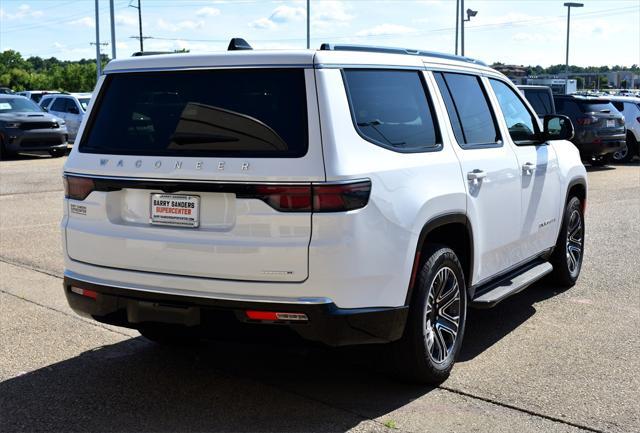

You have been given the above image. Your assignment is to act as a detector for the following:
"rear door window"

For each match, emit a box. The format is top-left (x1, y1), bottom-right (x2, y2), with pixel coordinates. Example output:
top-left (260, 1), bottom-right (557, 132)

top-left (80, 69), bottom-right (308, 158)
top-left (434, 72), bottom-right (500, 147)
top-left (343, 69), bottom-right (441, 152)
top-left (50, 98), bottom-right (66, 112)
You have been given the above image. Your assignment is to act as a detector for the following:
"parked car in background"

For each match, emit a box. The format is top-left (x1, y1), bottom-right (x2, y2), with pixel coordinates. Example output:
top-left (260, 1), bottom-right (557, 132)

top-left (554, 95), bottom-right (626, 165)
top-left (40, 93), bottom-right (91, 142)
top-left (0, 94), bottom-right (68, 158)
top-left (518, 85), bottom-right (555, 119)
top-left (17, 90), bottom-right (60, 104)
top-left (609, 96), bottom-right (640, 163)
top-left (0, 87), bottom-right (15, 94)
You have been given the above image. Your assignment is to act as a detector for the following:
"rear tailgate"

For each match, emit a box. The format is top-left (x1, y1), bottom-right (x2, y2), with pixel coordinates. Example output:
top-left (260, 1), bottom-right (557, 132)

top-left (63, 66), bottom-right (323, 283)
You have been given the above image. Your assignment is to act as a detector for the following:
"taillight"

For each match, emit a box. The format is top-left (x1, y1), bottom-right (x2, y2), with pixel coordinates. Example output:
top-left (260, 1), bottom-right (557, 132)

top-left (63, 175), bottom-right (95, 200)
top-left (313, 181), bottom-right (371, 212)
top-left (248, 180), bottom-right (371, 213)
top-left (253, 185), bottom-right (312, 212)
top-left (575, 116), bottom-right (598, 126)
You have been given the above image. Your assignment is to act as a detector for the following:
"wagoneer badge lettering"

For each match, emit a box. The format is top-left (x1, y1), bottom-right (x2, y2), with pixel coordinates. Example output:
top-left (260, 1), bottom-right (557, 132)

top-left (95, 159), bottom-right (251, 171)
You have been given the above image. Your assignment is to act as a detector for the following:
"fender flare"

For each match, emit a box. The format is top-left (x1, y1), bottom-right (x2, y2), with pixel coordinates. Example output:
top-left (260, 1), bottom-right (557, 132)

top-left (404, 213), bottom-right (474, 305)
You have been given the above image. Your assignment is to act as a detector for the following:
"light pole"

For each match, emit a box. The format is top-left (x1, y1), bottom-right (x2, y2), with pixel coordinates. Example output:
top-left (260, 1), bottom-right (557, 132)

top-left (460, 1), bottom-right (478, 57)
top-left (564, 2), bottom-right (584, 77)
top-left (455, 0), bottom-right (459, 55)
top-left (306, 0), bottom-right (310, 49)
top-left (94, 0), bottom-right (101, 79)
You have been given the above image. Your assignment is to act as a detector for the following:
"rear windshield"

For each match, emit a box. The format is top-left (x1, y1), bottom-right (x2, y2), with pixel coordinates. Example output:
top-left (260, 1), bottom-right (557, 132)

top-left (80, 69), bottom-right (308, 157)
top-left (523, 89), bottom-right (553, 116)
top-left (577, 101), bottom-right (616, 113)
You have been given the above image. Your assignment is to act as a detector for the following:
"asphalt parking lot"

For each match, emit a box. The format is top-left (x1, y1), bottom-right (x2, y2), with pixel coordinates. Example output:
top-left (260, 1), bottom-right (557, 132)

top-left (0, 154), bottom-right (638, 433)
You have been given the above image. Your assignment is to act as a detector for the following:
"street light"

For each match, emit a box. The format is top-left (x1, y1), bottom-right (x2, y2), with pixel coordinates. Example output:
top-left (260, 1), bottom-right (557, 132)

top-left (460, 0), bottom-right (478, 56)
top-left (564, 2), bottom-right (584, 76)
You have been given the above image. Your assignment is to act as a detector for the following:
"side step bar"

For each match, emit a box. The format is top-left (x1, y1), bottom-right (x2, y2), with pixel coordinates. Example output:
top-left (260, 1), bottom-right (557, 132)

top-left (470, 260), bottom-right (553, 309)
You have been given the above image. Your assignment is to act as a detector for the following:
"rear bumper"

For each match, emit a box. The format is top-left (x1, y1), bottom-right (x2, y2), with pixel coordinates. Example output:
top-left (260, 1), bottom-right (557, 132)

top-left (63, 275), bottom-right (408, 347)
top-left (574, 139), bottom-right (625, 157)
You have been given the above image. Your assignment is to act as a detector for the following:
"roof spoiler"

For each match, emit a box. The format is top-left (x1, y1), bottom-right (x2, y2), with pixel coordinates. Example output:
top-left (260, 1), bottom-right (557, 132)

top-left (228, 38), bottom-right (252, 51)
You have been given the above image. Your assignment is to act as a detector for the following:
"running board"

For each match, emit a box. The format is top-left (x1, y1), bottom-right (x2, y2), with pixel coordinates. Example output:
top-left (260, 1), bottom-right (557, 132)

top-left (470, 260), bottom-right (553, 309)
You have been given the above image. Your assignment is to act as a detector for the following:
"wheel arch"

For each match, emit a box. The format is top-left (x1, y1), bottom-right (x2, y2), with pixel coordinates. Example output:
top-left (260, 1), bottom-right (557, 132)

top-left (405, 213), bottom-right (474, 305)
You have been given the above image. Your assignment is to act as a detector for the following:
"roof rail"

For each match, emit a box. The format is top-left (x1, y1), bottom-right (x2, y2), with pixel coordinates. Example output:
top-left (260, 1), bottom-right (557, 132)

top-left (319, 43), bottom-right (487, 66)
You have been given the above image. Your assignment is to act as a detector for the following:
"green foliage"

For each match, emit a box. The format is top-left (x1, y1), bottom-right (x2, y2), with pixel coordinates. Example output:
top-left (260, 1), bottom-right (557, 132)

top-left (0, 50), bottom-right (107, 92)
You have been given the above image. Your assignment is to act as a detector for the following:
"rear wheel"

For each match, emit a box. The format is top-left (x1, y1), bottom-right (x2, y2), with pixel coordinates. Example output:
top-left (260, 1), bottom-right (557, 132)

top-left (613, 133), bottom-right (638, 163)
top-left (390, 245), bottom-right (467, 384)
top-left (549, 196), bottom-right (584, 287)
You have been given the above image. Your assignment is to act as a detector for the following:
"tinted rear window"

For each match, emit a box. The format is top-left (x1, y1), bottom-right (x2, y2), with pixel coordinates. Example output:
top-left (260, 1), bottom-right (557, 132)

top-left (523, 89), bottom-right (553, 116)
top-left (80, 69), bottom-right (308, 157)
top-left (343, 69), bottom-right (441, 152)
top-left (577, 101), bottom-right (616, 113)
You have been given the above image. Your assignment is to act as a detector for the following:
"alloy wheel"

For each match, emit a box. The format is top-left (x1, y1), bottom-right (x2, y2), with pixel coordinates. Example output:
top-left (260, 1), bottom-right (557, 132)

top-left (424, 267), bottom-right (461, 364)
top-left (566, 209), bottom-right (583, 278)
top-left (613, 146), bottom-right (629, 161)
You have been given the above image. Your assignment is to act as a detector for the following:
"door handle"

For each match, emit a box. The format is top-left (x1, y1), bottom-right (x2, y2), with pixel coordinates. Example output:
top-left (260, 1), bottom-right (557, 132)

top-left (467, 169), bottom-right (487, 182)
top-left (522, 162), bottom-right (536, 175)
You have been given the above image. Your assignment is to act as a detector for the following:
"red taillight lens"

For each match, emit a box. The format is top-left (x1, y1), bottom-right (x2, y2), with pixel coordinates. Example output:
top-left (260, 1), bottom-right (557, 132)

top-left (70, 286), bottom-right (98, 299)
top-left (576, 116), bottom-right (598, 126)
top-left (63, 175), bottom-right (95, 200)
top-left (245, 310), bottom-right (308, 322)
top-left (250, 180), bottom-right (371, 213)
top-left (313, 181), bottom-right (371, 212)
top-left (253, 185), bottom-right (312, 212)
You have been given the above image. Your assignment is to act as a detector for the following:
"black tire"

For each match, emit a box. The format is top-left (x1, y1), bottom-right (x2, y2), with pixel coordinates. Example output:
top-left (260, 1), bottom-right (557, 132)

top-left (390, 245), bottom-right (467, 384)
top-left (549, 196), bottom-right (584, 287)
top-left (613, 133), bottom-right (638, 163)
top-left (49, 148), bottom-right (65, 158)
top-left (0, 138), bottom-right (10, 160)
top-left (138, 324), bottom-right (201, 346)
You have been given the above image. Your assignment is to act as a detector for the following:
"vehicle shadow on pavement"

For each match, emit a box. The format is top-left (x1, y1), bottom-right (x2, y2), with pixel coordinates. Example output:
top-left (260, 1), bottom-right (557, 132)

top-left (0, 333), bottom-right (430, 432)
top-left (0, 283), bottom-right (569, 432)
top-left (459, 281), bottom-right (570, 362)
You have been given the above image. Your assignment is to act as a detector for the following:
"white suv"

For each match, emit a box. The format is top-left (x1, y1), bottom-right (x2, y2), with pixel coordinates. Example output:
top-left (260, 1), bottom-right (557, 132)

top-left (40, 93), bottom-right (91, 142)
top-left (610, 96), bottom-right (640, 162)
top-left (61, 43), bottom-right (587, 383)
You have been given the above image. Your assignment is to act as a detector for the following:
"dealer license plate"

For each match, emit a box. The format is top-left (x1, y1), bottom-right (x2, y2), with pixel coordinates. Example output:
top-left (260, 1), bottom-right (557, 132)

top-left (606, 120), bottom-right (615, 127)
top-left (150, 194), bottom-right (200, 228)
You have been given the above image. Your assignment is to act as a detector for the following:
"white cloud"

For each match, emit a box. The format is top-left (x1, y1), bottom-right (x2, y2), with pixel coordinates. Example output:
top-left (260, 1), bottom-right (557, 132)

top-left (1, 4), bottom-right (44, 20)
top-left (116, 41), bottom-right (129, 49)
top-left (53, 42), bottom-right (65, 49)
top-left (356, 24), bottom-right (417, 37)
top-left (270, 5), bottom-right (305, 23)
top-left (249, 17), bottom-right (277, 30)
top-left (313, 1), bottom-right (353, 23)
top-left (115, 14), bottom-right (137, 27)
top-left (156, 18), bottom-right (204, 32)
top-left (196, 7), bottom-right (221, 18)
top-left (71, 17), bottom-right (95, 28)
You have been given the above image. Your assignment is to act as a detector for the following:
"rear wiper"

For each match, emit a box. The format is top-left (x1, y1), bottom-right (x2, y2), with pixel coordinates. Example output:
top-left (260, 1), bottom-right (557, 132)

top-left (170, 132), bottom-right (239, 145)
top-left (357, 119), bottom-right (406, 147)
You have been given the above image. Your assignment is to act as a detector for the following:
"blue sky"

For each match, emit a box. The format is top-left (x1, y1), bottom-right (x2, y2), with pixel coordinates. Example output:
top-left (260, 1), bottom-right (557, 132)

top-left (1, 0), bottom-right (638, 66)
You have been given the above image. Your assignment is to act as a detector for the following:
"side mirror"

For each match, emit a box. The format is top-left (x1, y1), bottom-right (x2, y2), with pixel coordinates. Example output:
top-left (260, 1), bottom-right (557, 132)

top-left (542, 114), bottom-right (574, 141)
